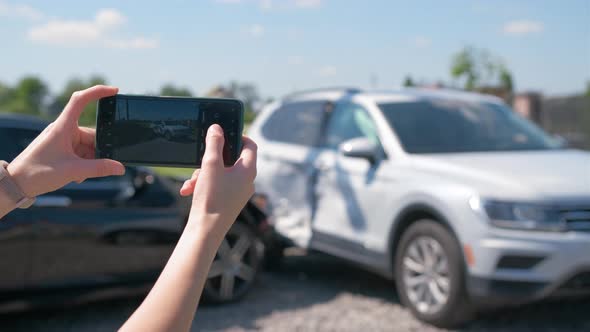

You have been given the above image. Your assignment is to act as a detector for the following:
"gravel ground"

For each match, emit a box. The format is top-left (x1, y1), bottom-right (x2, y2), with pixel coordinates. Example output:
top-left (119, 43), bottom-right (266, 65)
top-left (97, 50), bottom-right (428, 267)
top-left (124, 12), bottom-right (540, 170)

top-left (0, 251), bottom-right (589, 332)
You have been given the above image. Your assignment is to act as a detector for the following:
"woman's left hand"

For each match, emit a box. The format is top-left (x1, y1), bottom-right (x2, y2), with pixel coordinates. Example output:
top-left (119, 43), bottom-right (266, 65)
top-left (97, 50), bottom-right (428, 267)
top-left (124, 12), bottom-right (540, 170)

top-left (7, 85), bottom-right (126, 198)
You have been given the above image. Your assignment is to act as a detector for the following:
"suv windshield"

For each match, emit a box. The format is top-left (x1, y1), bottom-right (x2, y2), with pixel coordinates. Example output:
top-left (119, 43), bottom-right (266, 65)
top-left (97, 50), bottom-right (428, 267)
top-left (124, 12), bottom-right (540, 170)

top-left (378, 100), bottom-right (561, 153)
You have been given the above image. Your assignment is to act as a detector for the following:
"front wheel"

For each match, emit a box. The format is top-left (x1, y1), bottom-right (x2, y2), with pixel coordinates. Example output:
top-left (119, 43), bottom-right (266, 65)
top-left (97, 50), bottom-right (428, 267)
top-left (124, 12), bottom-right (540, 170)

top-left (394, 219), bottom-right (473, 328)
top-left (202, 222), bottom-right (264, 303)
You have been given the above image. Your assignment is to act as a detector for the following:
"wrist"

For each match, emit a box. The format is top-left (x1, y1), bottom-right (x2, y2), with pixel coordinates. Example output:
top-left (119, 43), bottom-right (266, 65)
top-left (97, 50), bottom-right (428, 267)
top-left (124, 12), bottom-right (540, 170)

top-left (6, 161), bottom-right (35, 198)
top-left (185, 212), bottom-right (232, 245)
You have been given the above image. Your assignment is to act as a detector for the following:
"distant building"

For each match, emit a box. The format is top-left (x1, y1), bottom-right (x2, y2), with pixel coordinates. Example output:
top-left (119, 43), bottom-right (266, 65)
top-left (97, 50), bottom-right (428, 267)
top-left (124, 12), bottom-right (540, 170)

top-left (513, 92), bottom-right (590, 150)
top-left (513, 92), bottom-right (542, 123)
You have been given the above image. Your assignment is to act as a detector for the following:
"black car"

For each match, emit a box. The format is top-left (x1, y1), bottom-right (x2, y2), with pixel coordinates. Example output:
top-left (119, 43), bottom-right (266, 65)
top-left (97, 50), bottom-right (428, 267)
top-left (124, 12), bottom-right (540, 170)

top-left (0, 113), bottom-right (273, 309)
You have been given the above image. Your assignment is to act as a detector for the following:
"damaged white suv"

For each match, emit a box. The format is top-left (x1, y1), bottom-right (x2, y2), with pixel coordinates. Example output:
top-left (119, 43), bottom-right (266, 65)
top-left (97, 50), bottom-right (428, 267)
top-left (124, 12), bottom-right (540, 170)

top-left (248, 88), bottom-right (590, 328)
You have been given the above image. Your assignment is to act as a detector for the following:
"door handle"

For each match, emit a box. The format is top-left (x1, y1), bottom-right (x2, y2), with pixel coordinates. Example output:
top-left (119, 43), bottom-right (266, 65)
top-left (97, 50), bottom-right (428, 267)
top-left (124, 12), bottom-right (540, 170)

top-left (33, 196), bottom-right (72, 208)
top-left (315, 162), bottom-right (331, 171)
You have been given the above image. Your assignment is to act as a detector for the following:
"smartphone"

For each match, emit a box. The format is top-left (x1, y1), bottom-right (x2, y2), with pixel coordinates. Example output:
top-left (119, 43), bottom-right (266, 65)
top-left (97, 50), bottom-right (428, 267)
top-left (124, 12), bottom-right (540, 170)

top-left (95, 94), bottom-right (244, 167)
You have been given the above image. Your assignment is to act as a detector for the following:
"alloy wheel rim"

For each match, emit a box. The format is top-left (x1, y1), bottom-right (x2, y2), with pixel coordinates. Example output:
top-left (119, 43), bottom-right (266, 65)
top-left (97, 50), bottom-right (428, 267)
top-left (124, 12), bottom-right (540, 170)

top-left (206, 228), bottom-right (257, 300)
top-left (402, 236), bottom-right (450, 314)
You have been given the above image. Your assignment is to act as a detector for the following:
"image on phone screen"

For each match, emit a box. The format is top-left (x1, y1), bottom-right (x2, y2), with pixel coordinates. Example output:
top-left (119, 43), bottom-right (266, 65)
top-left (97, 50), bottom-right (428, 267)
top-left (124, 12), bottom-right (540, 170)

top-left (111, 97), bottom-right (201, 165)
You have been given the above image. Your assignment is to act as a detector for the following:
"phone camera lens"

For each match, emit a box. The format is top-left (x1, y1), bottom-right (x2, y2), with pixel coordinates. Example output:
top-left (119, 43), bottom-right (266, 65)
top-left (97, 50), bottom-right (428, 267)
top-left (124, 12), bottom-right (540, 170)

top-left (214, 112), bottom-right (220, 119)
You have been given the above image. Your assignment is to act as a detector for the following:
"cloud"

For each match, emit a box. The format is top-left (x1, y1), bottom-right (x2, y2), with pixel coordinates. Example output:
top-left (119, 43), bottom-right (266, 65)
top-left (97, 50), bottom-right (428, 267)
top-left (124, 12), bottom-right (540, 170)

top-left (0, 1), bottom-right (43, 20)
top-left (105, 37), bottom-right (159, 49)
top-left (412, 36), bottom-right (431, 48)
top-left (287, 55), bottom-right (304, 65)
top-left (95, 8), bottom-right (126, 28)
top-left (319, 65), bottom-right (337, 77)
top-left (243, 24), bottom-right (265, 37)
top-left (215, 0), bottom-right (322, 10)
top-left (29, 20), bottom-right (101, 44)
top-left (287, 27), bottom-right (302, 40)
top-left (293, 0), bottom-right (322, 8)
top-left (259, 0), bottom-right (272, 10)
top-left (503, 20), bottom-right (543, 35)
top-left (28, 8), bottom-right (158, 49)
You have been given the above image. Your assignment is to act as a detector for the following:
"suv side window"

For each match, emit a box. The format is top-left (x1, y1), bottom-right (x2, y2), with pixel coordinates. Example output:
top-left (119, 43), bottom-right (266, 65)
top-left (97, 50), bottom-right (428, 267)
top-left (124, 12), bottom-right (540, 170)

top-left (324, 103), bottom-right (381, 150)
top-left (0, 127), bottom-right (40, 162)
top-left (261, 101), bottom-right (326, 146)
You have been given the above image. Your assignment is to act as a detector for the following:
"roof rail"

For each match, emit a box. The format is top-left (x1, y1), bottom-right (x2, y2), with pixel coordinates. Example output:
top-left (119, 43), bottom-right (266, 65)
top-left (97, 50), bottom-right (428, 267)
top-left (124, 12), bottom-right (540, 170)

top-left (282, 87), bottom-right (362, 101)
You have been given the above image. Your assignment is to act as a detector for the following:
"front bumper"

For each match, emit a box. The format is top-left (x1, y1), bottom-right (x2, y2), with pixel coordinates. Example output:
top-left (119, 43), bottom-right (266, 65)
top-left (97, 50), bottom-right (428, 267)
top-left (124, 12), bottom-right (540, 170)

top-left (467, 229), bottom-right (590, 304)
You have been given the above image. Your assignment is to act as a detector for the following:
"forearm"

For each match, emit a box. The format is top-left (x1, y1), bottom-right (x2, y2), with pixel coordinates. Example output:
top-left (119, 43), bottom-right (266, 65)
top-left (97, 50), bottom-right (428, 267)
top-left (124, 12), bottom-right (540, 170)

top-left (119, 215), bottom-right (225, 332)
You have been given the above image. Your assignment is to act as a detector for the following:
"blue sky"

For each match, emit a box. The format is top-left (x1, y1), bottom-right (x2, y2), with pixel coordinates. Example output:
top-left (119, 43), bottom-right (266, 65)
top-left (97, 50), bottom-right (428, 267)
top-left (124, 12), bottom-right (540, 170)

top-left (1, 0), bottom-right (588, 99)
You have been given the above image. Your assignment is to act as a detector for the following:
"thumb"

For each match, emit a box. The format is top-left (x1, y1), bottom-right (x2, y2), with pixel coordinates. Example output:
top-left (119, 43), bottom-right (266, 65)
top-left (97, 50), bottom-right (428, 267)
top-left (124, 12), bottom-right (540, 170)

top-left (71, 159), bottom-right (125, 181)
top-left (201, 124), bottom-right (225, 169)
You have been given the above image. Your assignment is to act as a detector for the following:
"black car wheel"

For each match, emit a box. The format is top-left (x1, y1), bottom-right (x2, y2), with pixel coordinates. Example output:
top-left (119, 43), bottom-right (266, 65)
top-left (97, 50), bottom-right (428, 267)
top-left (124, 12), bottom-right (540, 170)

top-left (203, 222), bottom-right (264, 303)
top-left (395, 219), bottom-right (473, 328)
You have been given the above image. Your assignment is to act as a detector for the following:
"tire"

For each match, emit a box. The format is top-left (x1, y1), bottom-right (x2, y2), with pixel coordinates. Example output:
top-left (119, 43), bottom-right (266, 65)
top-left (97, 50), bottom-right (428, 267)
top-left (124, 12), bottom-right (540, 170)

top-left (264, 243), bottom-right (285, 270)
top-left (394, 219), bottom-right (474, 328)
top-left (202, 222), bottom-right (264, 303)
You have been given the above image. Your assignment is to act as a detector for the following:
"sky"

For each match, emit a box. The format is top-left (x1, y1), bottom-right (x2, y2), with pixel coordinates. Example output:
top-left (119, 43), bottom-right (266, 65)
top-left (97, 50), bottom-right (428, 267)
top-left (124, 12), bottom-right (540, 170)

top-left (0, 0), bottom-right (589, 99)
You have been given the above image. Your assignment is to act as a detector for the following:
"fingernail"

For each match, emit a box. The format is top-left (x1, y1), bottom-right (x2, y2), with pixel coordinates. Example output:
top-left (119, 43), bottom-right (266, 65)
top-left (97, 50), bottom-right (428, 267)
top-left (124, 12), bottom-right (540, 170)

top-left (208, 124), bottom-right (223, 136)
top-left (116, 165), bottom-right (125, 175)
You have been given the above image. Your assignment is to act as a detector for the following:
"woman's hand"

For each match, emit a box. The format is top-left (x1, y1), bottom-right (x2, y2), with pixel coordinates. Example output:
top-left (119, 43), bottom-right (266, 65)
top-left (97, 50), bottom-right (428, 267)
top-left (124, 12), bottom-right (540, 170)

top-left (7, 85), bottom-right (125, 198)
top-left (179, 124), bottom-right (257, 242)
top-left (120, 125), bottom-right (257, 332)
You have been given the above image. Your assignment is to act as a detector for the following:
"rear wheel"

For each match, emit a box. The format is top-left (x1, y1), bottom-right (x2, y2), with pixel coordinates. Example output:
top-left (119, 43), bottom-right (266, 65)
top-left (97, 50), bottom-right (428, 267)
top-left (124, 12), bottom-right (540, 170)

top-left (264, 241), bottom-right (286, 269)
top-left (202, 222), bottom-right (264, 303)
top-left (395, 219), bottom-right (473, 328)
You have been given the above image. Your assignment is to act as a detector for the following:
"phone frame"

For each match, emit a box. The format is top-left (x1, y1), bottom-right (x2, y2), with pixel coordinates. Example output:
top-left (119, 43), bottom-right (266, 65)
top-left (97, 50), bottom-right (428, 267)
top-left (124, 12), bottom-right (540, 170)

top-left (95, 94), bottom-right (244, 168)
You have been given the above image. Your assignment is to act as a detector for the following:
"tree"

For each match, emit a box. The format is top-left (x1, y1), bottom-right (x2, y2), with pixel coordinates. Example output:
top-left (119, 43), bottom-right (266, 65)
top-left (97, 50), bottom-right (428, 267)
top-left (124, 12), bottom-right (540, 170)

top-left (50, 76), bottom-right (107, 126)
top-left (224, 81), bottom-right (260, 112)
top-left (0, 76), bottom-right (48, 116)
top-left (160, 84), bottom-right (193, 97)
top-left (450, 46), bottom-right (478, 90)
top-left (0, 81), bottom-right (14, 108)
top-left (499, 67), bottom-right (514, 93)
top-left (450, 46), bottom-right (514, 94)
top-left (205, 81), bottom-right (261, 124)
top-left (403, 75), bottom-right (415, 87)
top-left (16, 76), bottom-right (48, 115)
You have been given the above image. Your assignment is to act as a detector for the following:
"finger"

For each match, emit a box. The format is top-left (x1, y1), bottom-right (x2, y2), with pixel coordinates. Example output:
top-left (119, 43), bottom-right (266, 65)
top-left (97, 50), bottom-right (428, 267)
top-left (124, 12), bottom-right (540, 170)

top-left (74, 143), bottom-right (95, 159)
top-left (239, 136), bottom-right (257, 169)
top-left (233, 136), bottom-right (257, 180)
top-left (78, 127), bottom-right (96, 147)
top-left (61, 85), bottom-right (118, 124)
top-left (201, 124), bottom-right (225, 169)
top-left (189, 168), bottom-right (200, 181)
top-left (70, 158), bottom-right (125, 182)
top-left (179, 165), bottom-right (201, 196)
top-left (179, 179), bottom-right (196, 196)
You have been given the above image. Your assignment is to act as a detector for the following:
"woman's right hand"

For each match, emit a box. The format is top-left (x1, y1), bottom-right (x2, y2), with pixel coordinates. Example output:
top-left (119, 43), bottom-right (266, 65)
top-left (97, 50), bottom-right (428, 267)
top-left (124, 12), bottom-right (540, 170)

top-left (180, 124), bottom-right (257, 243)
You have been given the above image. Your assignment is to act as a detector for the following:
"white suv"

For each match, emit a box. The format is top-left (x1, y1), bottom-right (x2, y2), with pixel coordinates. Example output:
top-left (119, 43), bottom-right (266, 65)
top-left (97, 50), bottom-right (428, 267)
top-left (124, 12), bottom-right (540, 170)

top-left (248, 88), bottom-right (590, 327)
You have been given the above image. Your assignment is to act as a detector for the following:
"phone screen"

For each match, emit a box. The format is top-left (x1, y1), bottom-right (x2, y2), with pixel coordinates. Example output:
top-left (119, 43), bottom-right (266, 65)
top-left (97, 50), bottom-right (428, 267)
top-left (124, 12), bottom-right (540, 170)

top-left (111, 97), bottom-right (201, 164)
top-left (97, 94), bottom-right (243, 167)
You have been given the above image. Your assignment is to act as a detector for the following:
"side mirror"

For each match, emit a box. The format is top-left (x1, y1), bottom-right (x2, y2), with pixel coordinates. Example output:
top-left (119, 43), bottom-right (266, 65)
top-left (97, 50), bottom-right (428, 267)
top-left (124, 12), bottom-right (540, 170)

top-left (128, 166), bottom-right (156, 192)
top-left (339, 137), bottom-right (380, 163)
top-left (552, 134), bottom-right (569, 148)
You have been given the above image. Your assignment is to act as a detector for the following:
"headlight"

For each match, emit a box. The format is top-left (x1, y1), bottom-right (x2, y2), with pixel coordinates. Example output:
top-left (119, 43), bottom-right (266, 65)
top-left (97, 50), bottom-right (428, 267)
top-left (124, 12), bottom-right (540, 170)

top-left (482, 200), bottom-right (564, 232)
